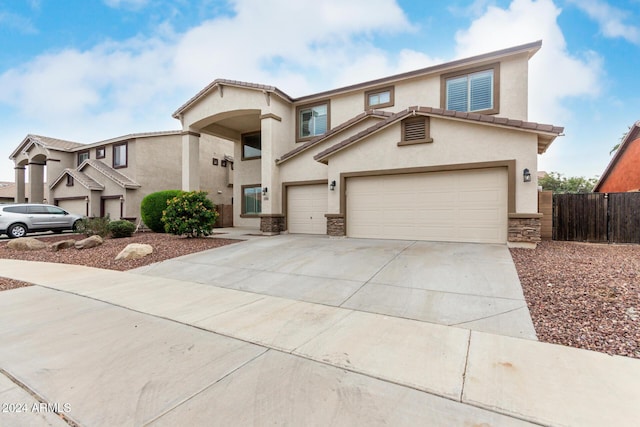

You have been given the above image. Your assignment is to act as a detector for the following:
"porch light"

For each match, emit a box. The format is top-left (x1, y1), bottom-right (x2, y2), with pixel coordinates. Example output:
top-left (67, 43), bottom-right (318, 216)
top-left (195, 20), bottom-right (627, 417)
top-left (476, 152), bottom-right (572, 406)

top-left (262, 187), bottom-right (268, 196)
top-left (523, 168), bottom-right (531, 183)
top-left (330, 180), bottom-right (336, 191)
top-left (119, 195), bottom-right (124, 202)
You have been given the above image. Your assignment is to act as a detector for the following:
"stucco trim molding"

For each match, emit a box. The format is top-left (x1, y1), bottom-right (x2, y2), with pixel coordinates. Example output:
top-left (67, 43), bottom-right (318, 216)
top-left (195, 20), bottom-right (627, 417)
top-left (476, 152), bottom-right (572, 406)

top-left (259, 113), bottom-right (282, 122)
top-left (181, 130), bottom-right (201, 138)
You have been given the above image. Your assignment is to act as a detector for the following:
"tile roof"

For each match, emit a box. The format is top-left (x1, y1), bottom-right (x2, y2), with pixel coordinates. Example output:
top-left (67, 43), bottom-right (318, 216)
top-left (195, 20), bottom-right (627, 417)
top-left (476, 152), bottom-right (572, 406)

top-left (276, 110), bottom-right (394, 164)
top-left (173, 41), bottom-right (543, 118)
top-left (314, 106), bottom-right (564, 163)
top-left (80, 160), bottom-right (141, 189)
top-left (50, 169), bottom-right (104, 191)
top-left (28, 135), bottom-right (85, 151)
top-left (593, 121), bottom-right (640, 192)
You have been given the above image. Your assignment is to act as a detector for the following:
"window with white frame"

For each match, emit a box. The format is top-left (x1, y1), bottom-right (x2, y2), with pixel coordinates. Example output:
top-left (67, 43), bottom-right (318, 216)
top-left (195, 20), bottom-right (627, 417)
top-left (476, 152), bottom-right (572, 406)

top-left (242, 185), bottom-right (262, 216)
top-left (365, 86), bottom-right (394, 109)
top-left (442, 64), bottom-right (499, 114)
top-left (297, 102), bottom-right (328, 140)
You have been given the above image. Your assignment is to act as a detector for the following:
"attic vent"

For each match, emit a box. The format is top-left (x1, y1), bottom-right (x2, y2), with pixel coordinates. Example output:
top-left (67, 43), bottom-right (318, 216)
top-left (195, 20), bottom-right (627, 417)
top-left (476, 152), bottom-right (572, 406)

top-left (399, 116), bottom-right (433, 146)
top-left (404, 118), bottom-right (425, 141)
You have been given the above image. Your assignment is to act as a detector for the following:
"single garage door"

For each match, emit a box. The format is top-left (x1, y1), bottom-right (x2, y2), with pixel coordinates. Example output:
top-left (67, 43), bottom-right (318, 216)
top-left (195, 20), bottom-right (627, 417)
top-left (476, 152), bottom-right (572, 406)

top-left (57, 199), bottom-right (86, 216)
top-left (287, 184), bottom-right (328, 234)
top-left (346, 168), bottom-right (508, 243)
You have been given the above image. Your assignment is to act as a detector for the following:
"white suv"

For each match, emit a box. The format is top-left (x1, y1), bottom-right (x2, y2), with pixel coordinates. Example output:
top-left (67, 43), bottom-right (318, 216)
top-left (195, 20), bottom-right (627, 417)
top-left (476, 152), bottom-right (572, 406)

top-left (0, 204), bottom-right (84, 238)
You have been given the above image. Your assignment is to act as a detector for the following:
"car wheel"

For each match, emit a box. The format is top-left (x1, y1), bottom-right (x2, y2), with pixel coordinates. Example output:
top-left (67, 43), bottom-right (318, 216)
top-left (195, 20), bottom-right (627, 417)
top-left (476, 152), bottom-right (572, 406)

top-left (8, 223), bottom-right (28, 239)
top-left (72, 220), bottom-right (81, 232)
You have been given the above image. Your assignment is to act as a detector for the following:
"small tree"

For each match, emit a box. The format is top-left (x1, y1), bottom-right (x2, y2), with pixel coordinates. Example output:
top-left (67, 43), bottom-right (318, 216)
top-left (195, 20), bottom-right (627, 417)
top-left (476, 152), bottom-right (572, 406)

top-left (140, 190), bottom-right (184, 232)
top-left (539, 172), bottom-right (598, 194)
top-left (162, 191), bottom-right (218, 238)
top-left (75, 215), bottom-right (111, 237)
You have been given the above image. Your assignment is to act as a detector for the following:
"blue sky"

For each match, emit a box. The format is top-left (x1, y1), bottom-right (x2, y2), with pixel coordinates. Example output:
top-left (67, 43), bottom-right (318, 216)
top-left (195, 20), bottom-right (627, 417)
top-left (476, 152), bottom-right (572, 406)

top-left (0, 0), bottom-right (638, 182)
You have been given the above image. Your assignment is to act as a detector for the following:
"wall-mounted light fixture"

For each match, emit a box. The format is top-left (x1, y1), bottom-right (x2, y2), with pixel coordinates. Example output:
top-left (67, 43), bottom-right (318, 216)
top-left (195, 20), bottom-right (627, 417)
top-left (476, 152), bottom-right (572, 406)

top-left (330, 180), bottom-right (336, 191)
top-left (262, 187), bottom-right (268, 196)
top-left (523, 168), bottom-right (531, 183)
top-left (119, 195), bottom-right (124, 203)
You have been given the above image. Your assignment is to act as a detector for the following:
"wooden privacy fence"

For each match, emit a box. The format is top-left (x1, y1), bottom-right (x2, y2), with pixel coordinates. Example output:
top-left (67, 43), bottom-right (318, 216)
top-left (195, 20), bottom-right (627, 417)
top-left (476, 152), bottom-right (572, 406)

top-left (553, 192), bottom-right (640, 243)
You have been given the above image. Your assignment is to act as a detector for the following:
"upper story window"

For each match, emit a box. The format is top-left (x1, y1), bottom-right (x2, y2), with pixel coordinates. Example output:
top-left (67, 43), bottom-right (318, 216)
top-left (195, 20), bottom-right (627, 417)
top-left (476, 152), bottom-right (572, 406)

top-left (113, 142), bottom-right (128, 168)
top-left (96, 147), bottom-right (105, 159)
top-left (77, 150), bottom-right (89, 165)
top-left (441, 63), bottom-right (499, 115)
top-left (242, 132), bottom-right (261, 160)
top-left (365, 86), bottom-right (394, 109)
top-left (297, 101), bottom-right (329, 142)
top-left (66, 175), bottom-right (74, 186)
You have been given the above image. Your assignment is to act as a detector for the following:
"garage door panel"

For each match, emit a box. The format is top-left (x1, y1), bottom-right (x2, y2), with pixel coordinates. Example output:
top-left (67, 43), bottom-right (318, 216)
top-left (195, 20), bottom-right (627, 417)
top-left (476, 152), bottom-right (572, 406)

top-left (346, 169), bottom-right (507, 244)
top-left (287, 184), bottom-right (327, 235)
top-left (58, 199), bottom-right (86, 216)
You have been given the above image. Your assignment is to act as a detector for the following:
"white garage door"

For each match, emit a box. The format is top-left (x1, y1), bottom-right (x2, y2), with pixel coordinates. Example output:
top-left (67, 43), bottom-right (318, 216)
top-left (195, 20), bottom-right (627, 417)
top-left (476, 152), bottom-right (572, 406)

top-left (57, 199), bottom-right (86, 216)
top-left (346, 168), bottom-right (508, 243)
top-left (287, 184), bottom-right (328, 234)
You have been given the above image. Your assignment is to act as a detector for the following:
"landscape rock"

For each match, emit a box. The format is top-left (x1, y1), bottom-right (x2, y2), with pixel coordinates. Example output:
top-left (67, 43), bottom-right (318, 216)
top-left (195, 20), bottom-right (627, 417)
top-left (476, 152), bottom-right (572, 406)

top-left (115, 243), bottom-right (153, 260)
top-left (75, 235), bottom-right (103, 250)
top-left (50, 240), bottom-right (76, 252)
top-left (7, 238), bottom-right (47, 251)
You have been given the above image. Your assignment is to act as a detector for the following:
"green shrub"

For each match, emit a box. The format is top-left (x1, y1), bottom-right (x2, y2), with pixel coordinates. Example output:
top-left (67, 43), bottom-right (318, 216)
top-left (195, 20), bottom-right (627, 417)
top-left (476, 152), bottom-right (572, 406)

top-left (140, 190), bottom-right (184, 232)
top-left (76, 215), bottom-right (111, 238)
top-left (161, 191), bottom-right (218, 238)
top-left (108, 220), bottom-right (136, 238)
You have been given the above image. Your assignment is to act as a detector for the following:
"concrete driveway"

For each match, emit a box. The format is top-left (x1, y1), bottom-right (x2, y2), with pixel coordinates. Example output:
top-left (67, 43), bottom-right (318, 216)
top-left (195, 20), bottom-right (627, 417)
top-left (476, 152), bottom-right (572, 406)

top-left (134, 234), bottom-right (536, 339)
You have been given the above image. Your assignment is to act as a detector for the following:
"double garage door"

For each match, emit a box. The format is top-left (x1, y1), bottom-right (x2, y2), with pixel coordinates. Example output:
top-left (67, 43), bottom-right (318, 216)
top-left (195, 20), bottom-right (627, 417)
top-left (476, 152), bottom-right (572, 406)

top-left (286, 169), bottom-right (508, 243)
top-left (346, 168), bottom-right (508, 244)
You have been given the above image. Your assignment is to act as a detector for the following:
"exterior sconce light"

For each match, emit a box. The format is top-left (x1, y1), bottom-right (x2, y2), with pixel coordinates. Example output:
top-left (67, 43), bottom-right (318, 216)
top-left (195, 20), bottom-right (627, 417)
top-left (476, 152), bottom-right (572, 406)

top-left (523, 168), bottom-right (531, 183)
top-left (119, 195), bottom-right (124, 203)
top-left (330, 180), bottom-right (336, 191)
top-left (262, 187), bottom-right (268, 196)
top-left (84, 196), bottom-right (89, 203)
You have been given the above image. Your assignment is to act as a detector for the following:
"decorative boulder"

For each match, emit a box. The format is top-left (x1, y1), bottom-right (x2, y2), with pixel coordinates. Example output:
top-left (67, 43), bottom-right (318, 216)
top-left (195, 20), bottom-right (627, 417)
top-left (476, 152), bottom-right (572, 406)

top-left (74, 235), bottom-right (103, 250)
top-left (7, 237), bottom-right (47, 251)
top-left (115, 243), bottom-right (153, 260)
top-left (50, 240), bottom-right (76, 252)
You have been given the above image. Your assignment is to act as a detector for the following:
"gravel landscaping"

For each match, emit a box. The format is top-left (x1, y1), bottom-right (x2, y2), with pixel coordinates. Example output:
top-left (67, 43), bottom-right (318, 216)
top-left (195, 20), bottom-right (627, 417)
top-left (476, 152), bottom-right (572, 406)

top-left (0, 232), bottom-right (238, 291)
top-left (510, 241), bottom-right (640, 359)
top-left (1, 233), bottom-right (638, 359)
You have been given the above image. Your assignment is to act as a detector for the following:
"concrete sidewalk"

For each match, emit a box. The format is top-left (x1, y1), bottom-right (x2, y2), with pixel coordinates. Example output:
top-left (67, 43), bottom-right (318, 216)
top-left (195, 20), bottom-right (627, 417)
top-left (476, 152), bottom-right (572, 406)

top-left (1, 259), bottom-right (639, 426)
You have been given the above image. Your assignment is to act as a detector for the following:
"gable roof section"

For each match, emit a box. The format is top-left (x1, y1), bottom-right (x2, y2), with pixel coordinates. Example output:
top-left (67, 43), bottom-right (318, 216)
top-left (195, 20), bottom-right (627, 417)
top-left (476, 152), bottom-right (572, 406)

top-left (79, 160), bottom-right (141, 189)
top-left (173, 41), bottom-right (542, 119)
top-left (173, 79), bottom-right (294, 119)
top-left (276, 110), bottom-right (394, 164)
top-left (50, 169), bottom-right (104, 191)
top-left (10, 134), bottom-right (84, 159)
top-left (313, 106), bottom-right (564, 164)
top-left (593, 121), bottom-right (640, 192)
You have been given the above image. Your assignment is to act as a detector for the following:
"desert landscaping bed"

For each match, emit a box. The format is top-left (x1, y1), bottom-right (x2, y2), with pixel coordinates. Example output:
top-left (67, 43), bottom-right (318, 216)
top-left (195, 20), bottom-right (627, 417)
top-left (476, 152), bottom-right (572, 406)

top-left (511, 241), bottom-right (640, 359)
top-left (0, 232), bottom-right (237, 291)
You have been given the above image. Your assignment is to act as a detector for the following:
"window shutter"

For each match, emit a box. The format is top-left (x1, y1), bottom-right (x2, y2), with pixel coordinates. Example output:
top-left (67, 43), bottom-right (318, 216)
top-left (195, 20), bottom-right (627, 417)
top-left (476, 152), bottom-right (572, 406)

top-left (469, 70), bottom-right (493, 112)
top-left (446, 76), bottom-right (468, 111)
top-left (404, 118), bottom-right (426, 141)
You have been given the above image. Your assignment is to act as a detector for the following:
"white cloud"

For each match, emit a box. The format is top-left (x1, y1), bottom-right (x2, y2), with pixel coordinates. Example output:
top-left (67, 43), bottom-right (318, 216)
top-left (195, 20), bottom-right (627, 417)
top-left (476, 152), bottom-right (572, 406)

top-left (0, 11), bottom-right (38, 34)
top-left (568, 0), bottom-right (640, 44)
top-left (453, 0), bottom-right (603, 123)
top-left (103, 0), bottom-right (149, 9)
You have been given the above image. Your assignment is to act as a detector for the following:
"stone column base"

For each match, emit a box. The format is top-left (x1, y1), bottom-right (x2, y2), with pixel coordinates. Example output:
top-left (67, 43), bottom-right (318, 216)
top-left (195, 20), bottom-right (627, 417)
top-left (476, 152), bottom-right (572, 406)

top-left (325, 214), bottom-right (345, 237)
top-left (508, 213), bottom-right (542, 249)
top-left (260, 214), bottom-right (285, 235)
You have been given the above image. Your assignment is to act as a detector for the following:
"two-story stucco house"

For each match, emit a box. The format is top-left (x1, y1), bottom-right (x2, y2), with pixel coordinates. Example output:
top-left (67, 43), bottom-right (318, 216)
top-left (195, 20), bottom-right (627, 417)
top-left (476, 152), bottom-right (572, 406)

top-left (10, 131), bottom-right (233, 221)
top-left (172, 40), bottom-right (562, 247)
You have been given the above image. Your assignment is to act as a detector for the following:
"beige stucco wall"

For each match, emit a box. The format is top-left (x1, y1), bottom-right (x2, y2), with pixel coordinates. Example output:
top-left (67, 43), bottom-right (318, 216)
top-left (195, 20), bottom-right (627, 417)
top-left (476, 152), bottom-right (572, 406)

top-left (324, 117), bottom-right (539, 214)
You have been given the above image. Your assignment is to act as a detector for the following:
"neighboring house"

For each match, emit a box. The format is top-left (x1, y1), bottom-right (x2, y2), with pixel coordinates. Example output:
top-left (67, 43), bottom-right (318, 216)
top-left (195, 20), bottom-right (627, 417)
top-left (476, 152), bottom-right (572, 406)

top-left (0, 182), bottom-right (29, 204)
top-left (172, 40), bottom-right (563, 247)
top-left (9, 132), bottom-right (233, 221)
top-left (593, 121), bottom-right (640, 193)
